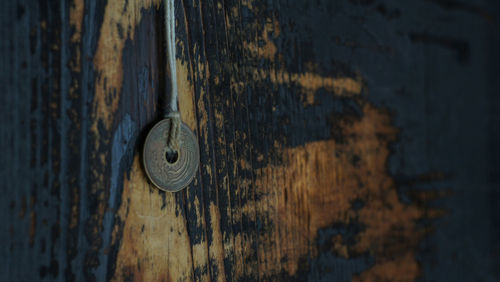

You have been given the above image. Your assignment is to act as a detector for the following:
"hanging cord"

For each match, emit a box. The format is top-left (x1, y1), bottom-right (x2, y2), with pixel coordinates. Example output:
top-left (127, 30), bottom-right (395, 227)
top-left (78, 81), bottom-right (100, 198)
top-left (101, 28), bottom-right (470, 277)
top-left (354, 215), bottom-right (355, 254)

top-left (165, 0), bottom-right (181, 150)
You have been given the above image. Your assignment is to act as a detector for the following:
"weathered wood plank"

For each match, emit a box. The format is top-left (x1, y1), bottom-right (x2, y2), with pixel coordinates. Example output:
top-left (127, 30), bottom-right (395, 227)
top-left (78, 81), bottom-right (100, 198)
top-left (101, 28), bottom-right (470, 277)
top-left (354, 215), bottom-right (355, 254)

top-left (1, 0), bottom-right (499, 281)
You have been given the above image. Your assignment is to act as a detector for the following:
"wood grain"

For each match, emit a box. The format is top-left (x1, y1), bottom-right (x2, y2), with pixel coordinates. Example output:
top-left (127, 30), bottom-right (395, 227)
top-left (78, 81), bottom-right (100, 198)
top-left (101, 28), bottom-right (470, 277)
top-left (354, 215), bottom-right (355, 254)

top-left (1, 0), bottom-right (499, 281)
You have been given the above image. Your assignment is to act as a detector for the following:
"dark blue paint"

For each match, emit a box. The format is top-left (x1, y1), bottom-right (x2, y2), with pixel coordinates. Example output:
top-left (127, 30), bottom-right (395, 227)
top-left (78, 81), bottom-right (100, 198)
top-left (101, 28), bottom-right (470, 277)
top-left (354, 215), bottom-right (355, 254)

top-left (73, 0), bottom-right (106, 280)
top-left (95, 114), bottom-right (136, 279)
top-left (273, 0), bottom-right (500, 281)
top-left (1, 0), bottom-right (499, 281)
top-left (303, 224), bottom-right (374, 281)
top-left (58, 0), bottom-right (71, 279)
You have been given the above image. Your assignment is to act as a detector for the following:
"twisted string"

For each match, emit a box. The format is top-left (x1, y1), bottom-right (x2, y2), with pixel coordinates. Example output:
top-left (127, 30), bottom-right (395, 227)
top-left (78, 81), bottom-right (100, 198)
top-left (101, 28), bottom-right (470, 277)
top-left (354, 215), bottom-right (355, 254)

top-left (165, 0), bottom-right (181, 150)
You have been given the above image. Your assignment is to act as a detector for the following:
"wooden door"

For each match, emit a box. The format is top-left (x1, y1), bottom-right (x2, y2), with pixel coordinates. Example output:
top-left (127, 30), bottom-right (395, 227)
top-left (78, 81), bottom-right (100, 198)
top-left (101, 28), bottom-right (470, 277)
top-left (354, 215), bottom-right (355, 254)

top-left (1, 0), bottom-right (499, 281)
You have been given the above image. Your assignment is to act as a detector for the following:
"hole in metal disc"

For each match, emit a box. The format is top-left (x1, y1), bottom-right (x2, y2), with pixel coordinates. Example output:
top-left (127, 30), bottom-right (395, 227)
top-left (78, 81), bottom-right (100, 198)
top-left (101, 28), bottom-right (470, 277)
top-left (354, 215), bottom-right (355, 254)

top-left (165, 148), bottom-right (179, 164)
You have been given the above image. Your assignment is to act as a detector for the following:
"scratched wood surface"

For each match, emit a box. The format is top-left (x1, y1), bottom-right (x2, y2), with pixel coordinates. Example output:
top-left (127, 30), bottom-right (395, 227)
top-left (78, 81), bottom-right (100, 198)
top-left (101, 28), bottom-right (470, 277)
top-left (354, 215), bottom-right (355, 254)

top-left (1, 0), bottom-right (499, 281)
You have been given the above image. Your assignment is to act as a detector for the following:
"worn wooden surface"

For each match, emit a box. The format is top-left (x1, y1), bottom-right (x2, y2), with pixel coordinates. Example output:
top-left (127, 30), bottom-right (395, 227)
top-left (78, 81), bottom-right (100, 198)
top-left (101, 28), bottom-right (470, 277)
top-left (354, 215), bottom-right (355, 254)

top-left (1, 0), bottom-right (499, 281)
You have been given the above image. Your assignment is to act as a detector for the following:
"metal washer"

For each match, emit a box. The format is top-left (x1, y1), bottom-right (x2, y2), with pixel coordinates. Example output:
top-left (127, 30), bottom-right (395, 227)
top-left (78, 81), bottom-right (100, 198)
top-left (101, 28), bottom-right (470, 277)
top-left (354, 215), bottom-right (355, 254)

top-left (143, 120), bottom-right (199, 192)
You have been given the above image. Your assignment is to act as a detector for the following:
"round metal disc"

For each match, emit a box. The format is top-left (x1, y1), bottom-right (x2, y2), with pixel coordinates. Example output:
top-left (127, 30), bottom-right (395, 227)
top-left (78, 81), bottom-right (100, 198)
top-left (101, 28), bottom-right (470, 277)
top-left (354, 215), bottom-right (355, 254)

top-left (143, 120), bottom-right (200, 192)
